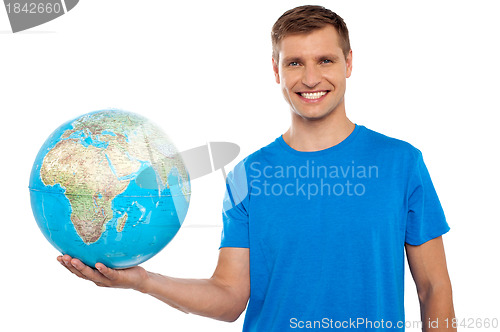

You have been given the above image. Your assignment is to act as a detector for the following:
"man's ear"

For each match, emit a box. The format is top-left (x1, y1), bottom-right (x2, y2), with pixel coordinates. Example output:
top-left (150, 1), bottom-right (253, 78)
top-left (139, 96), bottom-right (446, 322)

top-left (345, 49), bottom-right (353, 78)
top-left (272, 57), bottom-right (280, 84)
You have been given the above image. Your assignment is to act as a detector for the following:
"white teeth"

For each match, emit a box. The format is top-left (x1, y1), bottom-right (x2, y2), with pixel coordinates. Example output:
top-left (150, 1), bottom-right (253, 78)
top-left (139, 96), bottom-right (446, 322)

top-left (300, 91), bottom-right (327, 99)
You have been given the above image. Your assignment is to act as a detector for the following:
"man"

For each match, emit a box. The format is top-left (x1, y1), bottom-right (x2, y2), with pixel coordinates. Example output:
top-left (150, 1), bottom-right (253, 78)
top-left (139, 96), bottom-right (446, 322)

top-left (58, 5), bottom-right (455, 331)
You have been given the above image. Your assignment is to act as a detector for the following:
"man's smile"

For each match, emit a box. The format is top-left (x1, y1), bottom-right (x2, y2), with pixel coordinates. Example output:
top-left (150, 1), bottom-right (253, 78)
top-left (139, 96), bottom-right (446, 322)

top-left (296, 90), bottom-right (330, 102)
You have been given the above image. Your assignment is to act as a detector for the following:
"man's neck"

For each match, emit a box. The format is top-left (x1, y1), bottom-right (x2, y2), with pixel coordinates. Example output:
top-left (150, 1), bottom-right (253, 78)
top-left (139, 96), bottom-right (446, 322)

top-left (282, 109), bottom-right (355, 152)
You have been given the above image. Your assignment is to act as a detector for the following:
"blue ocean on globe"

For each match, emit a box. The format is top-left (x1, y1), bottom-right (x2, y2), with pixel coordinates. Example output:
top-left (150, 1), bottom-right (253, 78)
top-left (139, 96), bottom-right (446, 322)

top-left (29, 110), bottom-right (191, 268)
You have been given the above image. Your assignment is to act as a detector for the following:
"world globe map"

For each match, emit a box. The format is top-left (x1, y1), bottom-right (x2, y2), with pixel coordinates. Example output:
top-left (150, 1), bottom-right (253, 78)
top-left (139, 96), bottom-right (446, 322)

top-left (29, 110), bottom-right (191, 268)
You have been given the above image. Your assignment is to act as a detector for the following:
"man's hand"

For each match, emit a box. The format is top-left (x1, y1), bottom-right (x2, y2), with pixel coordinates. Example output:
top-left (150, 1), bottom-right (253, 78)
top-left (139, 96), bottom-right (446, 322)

top-left (57, 255), bottom-right (150, 292)
top-left (56, 248), bottom-right (250, 321)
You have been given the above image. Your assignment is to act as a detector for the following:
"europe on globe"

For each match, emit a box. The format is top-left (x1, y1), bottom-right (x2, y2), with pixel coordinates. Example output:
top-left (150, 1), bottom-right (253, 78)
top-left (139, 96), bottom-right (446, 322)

top-left (29, 109), bottom-right (191, 268)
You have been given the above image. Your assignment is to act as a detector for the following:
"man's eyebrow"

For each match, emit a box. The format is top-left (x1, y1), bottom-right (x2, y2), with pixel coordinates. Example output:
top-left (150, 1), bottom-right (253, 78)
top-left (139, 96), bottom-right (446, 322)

top-left (282, 56), bottom-right (302, 64)
top-left (318, 54), bottom-right (340, 61)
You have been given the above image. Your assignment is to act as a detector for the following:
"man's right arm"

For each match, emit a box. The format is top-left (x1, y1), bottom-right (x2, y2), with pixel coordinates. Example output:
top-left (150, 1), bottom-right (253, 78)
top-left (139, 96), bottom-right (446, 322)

top-left (58, 247), bottom-right (250, 322)
top-left (143, 247), bottom-right (250, 322)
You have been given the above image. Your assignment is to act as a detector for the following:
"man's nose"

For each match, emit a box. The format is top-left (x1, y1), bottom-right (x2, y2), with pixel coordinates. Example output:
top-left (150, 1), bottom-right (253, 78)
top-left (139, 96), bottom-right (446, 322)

top-left (301, 65), bottom-right (321, 88)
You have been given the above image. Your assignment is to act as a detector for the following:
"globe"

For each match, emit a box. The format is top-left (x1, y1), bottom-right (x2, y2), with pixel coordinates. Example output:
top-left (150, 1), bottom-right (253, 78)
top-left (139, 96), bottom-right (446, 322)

top-left (29, 109), bottom-right (191, 269)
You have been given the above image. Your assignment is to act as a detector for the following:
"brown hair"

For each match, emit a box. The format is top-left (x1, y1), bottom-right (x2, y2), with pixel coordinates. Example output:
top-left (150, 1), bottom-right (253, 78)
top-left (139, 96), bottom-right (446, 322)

top-left (271, 5), bottom-right (351, 62)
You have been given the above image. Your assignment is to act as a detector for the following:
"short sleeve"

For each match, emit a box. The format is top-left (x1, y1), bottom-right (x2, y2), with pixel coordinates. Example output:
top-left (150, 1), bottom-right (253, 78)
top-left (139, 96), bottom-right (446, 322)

top-left (405, 151), bottom-right (450, 245)
top-left (220, 160), bottom-right (250, 249)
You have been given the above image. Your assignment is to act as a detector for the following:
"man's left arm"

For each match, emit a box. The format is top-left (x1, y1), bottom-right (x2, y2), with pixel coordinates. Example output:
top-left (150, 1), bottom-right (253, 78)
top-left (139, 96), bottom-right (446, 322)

top-left (406, 236), bottom-right (456, 332)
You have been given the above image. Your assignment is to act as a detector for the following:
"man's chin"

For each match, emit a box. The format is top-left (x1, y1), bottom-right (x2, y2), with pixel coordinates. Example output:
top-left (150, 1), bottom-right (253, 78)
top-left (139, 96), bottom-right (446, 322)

top-left (291, 108), bottom-right (335, 122)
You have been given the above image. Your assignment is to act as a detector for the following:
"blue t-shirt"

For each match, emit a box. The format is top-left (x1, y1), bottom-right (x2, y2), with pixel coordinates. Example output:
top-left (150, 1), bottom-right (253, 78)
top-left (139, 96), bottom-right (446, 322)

top-left (220, 124), bottom-right (450, 331)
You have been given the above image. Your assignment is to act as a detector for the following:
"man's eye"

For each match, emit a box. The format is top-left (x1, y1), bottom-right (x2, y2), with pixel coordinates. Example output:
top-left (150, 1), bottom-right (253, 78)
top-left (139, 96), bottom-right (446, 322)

top-left (321, 59), bottom-right (333, 64)
top-left (288, 62), bottom-right (299, 66)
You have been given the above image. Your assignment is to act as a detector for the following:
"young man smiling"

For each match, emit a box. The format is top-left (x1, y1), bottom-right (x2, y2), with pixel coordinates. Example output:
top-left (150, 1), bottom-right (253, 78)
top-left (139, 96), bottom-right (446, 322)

top-left (58, 5), bottom-right (456, 331)
top-left (277, 24), bottom-right (355, 154)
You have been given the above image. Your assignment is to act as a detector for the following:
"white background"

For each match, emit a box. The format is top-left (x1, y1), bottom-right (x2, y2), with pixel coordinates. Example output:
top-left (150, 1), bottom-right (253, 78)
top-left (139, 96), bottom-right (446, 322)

top-left (1, 0), bottom-right (499, 331)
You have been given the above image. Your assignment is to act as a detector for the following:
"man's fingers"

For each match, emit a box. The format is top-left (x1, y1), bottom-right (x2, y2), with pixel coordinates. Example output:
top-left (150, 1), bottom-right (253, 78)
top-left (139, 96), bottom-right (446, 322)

top-left (58, 255), bottom-right (111, 286)
top-left (58, 255), bottom-right (89, 280)
top-left (95, 263), bottom-right (117, 281)
top-left (70, 258), bottom-right (108, 285)
top-left (57, 255), bottom-right (126, 288)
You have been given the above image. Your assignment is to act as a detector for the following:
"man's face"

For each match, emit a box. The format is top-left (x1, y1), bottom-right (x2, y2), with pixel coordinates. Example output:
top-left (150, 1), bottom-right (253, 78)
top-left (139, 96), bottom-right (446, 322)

top-left (273, 25), bottom-right (352, 121)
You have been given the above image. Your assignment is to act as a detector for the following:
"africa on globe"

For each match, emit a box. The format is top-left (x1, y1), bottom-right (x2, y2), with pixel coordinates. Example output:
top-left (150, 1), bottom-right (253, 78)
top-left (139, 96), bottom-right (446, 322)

top-left (29, 109), bottom-right (191, 268)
